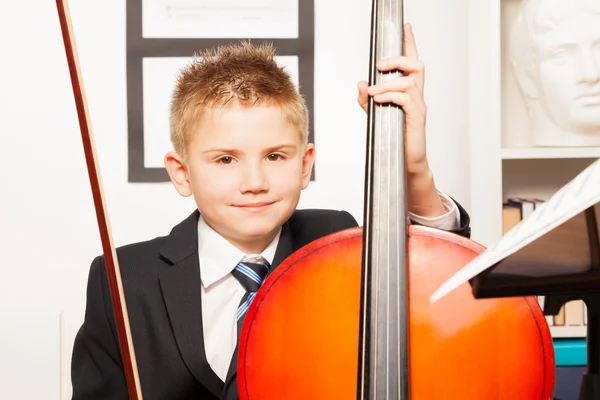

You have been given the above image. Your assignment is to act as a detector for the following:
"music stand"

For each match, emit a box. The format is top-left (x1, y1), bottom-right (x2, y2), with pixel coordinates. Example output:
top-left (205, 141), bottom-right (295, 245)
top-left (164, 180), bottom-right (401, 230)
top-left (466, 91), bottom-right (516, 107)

top-left (469, 211), bottom-right (600, 400)
top-left (431, 158), bottom-right (600, 400)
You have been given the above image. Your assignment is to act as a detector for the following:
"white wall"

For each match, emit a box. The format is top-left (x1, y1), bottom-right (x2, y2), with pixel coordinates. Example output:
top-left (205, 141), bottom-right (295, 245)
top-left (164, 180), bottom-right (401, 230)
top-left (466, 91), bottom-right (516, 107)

top-left (0, 0), bottom-right (469, 398)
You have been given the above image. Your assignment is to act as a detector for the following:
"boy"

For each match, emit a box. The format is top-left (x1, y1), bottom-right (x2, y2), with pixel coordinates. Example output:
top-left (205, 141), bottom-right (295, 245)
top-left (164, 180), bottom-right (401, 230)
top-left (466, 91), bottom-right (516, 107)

top-left (71, 24), bottom-right (470, 400)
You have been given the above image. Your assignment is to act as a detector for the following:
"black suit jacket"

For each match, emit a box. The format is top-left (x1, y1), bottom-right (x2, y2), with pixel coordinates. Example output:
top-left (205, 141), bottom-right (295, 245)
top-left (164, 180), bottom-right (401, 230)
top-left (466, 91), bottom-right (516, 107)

top-left (71, 205), bottom-right (470, 400)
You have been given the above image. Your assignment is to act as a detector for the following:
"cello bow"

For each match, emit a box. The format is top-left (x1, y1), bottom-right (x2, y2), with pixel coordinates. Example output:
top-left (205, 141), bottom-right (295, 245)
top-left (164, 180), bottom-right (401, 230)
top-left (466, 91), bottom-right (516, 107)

top-left (55, 0), bottom-right (143, 398)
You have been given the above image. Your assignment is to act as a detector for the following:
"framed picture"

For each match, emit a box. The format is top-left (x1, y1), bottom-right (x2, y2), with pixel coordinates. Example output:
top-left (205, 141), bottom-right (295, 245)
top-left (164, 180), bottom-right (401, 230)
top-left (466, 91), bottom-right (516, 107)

top-left (126, 0), bottom-right (315, 182)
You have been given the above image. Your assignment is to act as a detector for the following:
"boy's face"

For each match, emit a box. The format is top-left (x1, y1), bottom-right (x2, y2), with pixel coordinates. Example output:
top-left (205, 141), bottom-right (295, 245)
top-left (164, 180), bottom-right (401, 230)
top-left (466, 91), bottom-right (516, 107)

top-left (166, 103), bottom-right (314, 254)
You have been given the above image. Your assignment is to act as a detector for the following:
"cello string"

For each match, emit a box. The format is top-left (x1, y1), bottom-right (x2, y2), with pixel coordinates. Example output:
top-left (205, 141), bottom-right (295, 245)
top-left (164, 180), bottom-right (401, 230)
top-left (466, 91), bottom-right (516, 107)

top-left (361, 0), bottom-right (378, 396)
top-left (385, 0), bottom-right (391, 395)
top-left (373, 0), bottom-right (381, 396)
top-left (392, 0), bottom-right (400, 395)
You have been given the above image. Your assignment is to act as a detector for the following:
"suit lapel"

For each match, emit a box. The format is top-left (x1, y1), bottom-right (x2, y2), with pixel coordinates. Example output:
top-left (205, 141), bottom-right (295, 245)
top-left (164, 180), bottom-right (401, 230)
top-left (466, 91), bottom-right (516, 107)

top-left (221, 221), bottom-right (295, 398)
top-left (158, 210), bottom-right (224, 398)
top-left (270, 221), bottom-right (294, 273)
top-left (220, 346), bottom-right (239, 399)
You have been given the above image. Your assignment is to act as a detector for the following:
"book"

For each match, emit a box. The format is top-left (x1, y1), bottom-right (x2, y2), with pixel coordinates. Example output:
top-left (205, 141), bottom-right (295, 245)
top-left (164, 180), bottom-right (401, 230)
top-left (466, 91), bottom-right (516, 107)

top-left (431, 158), bottom-right (600, 302)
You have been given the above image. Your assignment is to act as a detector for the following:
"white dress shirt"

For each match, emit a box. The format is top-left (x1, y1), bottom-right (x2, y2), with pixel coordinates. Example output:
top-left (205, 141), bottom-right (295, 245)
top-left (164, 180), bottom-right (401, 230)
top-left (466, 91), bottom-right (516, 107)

top-left (198, 217), bottom-right (281, 381)
top-left (408, 190), bottom-right (462, 230)
top-left (197, 190), bottom-right (460, 381)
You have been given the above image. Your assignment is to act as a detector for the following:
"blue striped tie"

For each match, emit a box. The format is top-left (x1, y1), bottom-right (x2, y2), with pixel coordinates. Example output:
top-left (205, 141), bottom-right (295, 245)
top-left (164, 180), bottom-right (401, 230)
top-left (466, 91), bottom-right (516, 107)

top-left (232, 254), bottom-right (270, 335)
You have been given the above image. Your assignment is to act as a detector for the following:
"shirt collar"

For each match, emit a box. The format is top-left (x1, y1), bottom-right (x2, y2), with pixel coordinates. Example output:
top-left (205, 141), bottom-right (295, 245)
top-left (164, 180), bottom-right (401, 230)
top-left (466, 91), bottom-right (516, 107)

top-left (197, 215), bottom-right (281, 289)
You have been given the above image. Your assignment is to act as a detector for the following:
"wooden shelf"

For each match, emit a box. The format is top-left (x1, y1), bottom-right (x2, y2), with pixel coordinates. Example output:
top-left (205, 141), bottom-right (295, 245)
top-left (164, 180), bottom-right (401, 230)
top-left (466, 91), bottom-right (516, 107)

top-left (550, 326), bottom-right (587, 338)
top-left (467, 0), bottom-right (589, 363)
top-left (501, 147), bottom-right (600, 160)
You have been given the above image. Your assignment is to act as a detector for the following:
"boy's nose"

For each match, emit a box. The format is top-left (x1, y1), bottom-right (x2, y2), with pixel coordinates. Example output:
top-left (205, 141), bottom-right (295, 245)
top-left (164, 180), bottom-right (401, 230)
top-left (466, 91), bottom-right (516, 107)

top-left (239, 164), bottom-right (269, 193)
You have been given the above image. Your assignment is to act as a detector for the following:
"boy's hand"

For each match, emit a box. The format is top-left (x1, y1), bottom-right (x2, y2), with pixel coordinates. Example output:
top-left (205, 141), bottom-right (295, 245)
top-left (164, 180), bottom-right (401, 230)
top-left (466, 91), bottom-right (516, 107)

top-left (356, 23), bottom-right (446, 218)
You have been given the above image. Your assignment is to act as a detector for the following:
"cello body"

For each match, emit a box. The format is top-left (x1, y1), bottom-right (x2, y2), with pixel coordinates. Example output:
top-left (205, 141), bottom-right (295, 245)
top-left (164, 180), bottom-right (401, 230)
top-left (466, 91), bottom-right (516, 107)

top-left (238, 225), bottom-right (556, 399)
top-left (237, 0), bottom-right (556, 398)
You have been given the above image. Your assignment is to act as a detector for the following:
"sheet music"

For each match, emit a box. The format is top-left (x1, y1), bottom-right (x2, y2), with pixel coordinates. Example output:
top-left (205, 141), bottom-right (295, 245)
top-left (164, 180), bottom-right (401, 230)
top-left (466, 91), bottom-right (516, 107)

top-left (489, 210), bottom-right (594, 277)
top-left (430, 158), bottom-right (600, 302)
top-left (142, 0), bottom-right (299, 38)
top-left (142, 56), bottom-right (300, 168)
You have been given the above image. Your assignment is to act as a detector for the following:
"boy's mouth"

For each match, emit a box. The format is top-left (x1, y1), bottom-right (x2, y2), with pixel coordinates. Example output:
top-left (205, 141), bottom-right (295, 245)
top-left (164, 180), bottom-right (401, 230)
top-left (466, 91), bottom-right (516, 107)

top-left (234, 201), bottom-right (276, 212)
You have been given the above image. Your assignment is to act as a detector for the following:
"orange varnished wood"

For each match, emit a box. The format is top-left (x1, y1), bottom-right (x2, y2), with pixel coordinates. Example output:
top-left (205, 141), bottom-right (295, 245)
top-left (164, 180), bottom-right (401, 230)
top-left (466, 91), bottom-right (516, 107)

top-left (238, 225), bottom-right (555, 399)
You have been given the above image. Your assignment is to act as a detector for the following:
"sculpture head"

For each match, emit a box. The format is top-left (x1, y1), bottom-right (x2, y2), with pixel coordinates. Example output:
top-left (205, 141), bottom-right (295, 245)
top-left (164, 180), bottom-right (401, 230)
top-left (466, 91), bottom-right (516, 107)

top-left (510, 0), bottom-right (600, 142)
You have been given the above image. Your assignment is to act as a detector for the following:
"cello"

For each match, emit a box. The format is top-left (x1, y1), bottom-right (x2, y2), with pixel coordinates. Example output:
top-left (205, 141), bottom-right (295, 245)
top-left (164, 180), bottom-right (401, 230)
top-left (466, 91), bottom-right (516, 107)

top-left (236, 0), bottom-right (556, 399)
top-left (56, 0), bottom-right (556, 398)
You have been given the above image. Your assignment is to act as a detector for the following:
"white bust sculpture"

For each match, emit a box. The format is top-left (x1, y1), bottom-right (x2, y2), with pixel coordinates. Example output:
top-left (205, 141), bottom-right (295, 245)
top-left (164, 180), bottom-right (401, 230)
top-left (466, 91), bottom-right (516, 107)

top-left (509, 0), bottom-right (600, 147)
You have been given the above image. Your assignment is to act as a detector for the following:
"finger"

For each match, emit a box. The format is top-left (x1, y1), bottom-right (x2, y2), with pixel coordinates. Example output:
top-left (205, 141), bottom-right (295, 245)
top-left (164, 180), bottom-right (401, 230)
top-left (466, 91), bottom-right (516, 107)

top-left (404, 23), bottom-right (419, 60)
top-left (372, 92), bottom-right (425, 115)
top-left (377, 56), bottom-right (424, 91)
top-left (376, 56), bottom-right (424, 76)
top-left (403, 23), bottom-right (425, 90)
top-left (368, 77), bottom-right (426, 109)
top-left (357, 80), bottom-right (369, 112)
top-left (368, 76), bottom-right (416, 96)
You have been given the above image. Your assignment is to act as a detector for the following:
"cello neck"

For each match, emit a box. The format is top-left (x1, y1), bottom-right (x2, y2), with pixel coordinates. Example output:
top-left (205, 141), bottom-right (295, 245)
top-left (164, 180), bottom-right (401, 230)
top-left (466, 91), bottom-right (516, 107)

top-left (357, 0), bottom-right (408, 399)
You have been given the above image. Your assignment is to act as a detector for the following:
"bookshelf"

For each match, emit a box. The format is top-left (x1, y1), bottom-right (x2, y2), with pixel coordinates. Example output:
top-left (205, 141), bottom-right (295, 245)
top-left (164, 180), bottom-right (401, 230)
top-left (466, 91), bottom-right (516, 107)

top-left (501, 148), bottom-right (600, 160)
top-left (467, 0), bottom-right (599, 344)
top-left (551, 326), bottom-right (586, 339)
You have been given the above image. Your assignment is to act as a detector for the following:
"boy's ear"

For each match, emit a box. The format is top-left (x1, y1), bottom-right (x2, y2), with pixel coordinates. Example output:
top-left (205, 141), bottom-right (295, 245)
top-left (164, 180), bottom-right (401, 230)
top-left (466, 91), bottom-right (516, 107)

top-left (301, 143), bottom-right (315, 189)
top-left (164, 151), bottom-right (193, 197)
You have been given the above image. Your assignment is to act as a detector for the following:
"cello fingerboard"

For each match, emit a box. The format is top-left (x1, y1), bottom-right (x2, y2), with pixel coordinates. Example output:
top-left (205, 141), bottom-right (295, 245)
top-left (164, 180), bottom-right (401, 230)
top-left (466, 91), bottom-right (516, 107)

top-left (358, 0), bottom-right (408, 399)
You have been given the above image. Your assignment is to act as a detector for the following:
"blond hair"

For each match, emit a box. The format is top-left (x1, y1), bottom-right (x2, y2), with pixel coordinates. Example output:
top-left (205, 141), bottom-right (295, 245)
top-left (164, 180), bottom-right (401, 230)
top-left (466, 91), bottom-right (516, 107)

top-left (169, 41), bottom-right (308, 159)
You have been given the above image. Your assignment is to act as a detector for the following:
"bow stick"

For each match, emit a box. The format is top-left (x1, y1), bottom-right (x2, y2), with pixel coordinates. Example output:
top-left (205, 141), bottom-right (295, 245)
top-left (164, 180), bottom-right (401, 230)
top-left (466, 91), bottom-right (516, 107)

top-left (55, 0), bottom-right (143, 398)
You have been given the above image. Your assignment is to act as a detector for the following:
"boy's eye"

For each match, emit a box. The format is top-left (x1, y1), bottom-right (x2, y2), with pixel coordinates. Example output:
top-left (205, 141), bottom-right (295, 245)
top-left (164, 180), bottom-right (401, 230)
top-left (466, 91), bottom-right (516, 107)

top-left (219, 156), bottom-right (234, 164)
top-left (267, 153), bottom-right (282, 161)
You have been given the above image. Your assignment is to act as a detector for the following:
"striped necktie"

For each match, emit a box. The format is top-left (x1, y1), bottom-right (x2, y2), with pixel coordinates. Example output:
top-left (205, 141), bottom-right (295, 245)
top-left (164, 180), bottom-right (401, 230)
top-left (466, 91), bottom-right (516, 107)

top-left (232, 254), bottom-right (270, 336)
